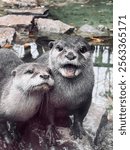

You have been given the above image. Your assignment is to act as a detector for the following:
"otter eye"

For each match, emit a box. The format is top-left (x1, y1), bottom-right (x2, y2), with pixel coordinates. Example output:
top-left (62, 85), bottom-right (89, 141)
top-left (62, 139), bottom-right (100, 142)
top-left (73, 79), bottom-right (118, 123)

top-left (79, 46), bottom-right (88, 54)
top-left (56, 45), bottom-right (63, 52)
top-left (25, 69), bottom-right (34, 74)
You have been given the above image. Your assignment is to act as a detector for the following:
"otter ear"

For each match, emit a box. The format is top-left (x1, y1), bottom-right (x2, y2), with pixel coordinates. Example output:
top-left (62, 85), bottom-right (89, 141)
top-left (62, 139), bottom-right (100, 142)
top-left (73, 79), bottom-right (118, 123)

top-left (90, 44), bottom-right (95, 53)
top-left (11, 70), bottom-right (16, 77)
top-left (48, 41), bottom-right (54, 49)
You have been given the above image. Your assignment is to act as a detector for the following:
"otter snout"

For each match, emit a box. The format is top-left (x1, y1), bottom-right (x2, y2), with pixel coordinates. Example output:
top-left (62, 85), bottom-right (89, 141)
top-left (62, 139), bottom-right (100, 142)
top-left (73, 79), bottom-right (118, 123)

top-left (40, 74), bottom-right (50, 80)
top-left (65, 52), bottom-right (76, 61)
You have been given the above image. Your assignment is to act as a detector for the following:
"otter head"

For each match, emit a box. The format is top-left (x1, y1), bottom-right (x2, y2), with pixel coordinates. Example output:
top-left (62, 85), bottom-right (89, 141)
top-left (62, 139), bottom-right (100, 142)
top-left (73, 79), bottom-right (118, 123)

top-left (11, 63), bottom-right (54, 94)
top-left (49, 36), bottom-right (95, 78)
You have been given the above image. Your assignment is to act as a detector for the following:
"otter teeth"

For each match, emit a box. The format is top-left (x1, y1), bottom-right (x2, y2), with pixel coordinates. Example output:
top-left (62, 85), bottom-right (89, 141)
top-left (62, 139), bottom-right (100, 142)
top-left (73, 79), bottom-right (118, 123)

top-left (75, 69), bottom-right (81, 76)
top-left (64, 67), bottom-right (76, 77)
top-left (59, 65), bottom-right (81, 78)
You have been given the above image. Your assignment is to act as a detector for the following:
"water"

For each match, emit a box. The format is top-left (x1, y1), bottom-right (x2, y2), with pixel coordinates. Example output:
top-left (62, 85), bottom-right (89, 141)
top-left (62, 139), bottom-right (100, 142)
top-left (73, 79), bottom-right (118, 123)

top-left (13, 44), bottom-right (25, 58)
top-left (93, 45), bottom-right (113, 67)
top-left (13, 42), bottom-right (40, 59)
top-left (83, 64), bottom-right (112, 136)
top-left (49, 0), bottom-right (113, 28)
top-left (84, 44), bottom-right (113, 136)
top-left (93, 45), bottom-right (113, 107)
top-left (30, 42), bottom-right (39, 59)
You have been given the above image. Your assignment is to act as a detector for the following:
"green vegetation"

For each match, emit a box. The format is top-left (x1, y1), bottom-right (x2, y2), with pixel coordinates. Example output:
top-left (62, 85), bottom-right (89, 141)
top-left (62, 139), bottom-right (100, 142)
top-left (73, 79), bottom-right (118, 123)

top-left (49, 0), bottom-right (113, 28)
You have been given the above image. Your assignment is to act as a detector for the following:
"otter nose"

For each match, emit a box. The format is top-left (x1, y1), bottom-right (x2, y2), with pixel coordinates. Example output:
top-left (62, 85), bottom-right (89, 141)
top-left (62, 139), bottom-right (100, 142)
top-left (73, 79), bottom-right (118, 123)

top-left (65, 52), bottom-right (76, 61)
top-left (40, 74), bottom-right (49, 79)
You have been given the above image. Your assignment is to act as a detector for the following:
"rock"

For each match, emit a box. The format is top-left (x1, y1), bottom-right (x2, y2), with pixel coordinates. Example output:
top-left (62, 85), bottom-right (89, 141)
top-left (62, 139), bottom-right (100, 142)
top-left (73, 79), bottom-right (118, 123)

top-left (37, 0), bottom-right (90, 7)
top-left (0, 119), bottom-right (92, 150)
top-left (2, 0), bottom-right (37, 7)
top-left (0, 137), bottom-right (19, 150)
top-left (77, 24), bottom-right (107, 37)
top-left (0, 15), bottom-right (33, 27)
top-left (94, 111), bottom-right (113, 150)
top-left (4, 7), bottom-right (49, 16)
top-left (0, 27), bottom-right (15, 47)
top-left (97, 24), bottom-right (109, 32)
top-left (35, 18), bottom-right (75, 34)
top-left (22, 123), bottom-right (92, 150)
top-left (56, 127), bottom-right (93, 150)
top-left (84, 103), bottom-right (106, 137)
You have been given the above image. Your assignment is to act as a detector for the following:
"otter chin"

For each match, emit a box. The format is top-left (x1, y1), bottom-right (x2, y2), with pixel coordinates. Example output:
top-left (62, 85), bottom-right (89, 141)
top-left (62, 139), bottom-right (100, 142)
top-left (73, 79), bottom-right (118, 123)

top-left (32, 83), bottom-right (52, 92)
top-left (59, 64), bottom-right (81, 78)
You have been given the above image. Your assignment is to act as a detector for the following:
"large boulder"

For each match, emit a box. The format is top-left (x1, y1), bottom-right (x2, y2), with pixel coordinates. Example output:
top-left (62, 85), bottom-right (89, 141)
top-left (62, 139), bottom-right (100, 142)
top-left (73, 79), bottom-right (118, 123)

top-left (2, 0), bottom-right (37, 7)
top-left (0, 15), bottom-right (33, 27)
top-left (0, 119), bottom-right (93, 150)
top-left (55, 127), bottom-right (93, 150)
top-left (77, 24), bottom-right (107, 37)
top-left (35, 18), bottom-right (75, 34)
top-left (4, 7), bottom-right (48, 16)
top-left (0, 27), bottom-right (15, 47)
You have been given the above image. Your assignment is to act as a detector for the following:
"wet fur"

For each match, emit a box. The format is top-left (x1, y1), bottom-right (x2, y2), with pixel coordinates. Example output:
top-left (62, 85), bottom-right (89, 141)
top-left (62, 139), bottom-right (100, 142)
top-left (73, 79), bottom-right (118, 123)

top-left (37, 35), bottom-right (95, 142)
top-left (0, 50), bottom-right (54, 143)
top-left (0, 48), bottom-right (23, 96)
top-left (0, 63), bottom-right (54, 121)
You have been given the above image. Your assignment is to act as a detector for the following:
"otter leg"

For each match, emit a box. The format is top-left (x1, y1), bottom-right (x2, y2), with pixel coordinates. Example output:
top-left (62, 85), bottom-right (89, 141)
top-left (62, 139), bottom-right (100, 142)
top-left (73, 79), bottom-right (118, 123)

top-left (70, 99), bottom-right (91, 139)
top-left (55, 115), bottom-right (72, 127)
top-left (45, 108), bottom-right (60, 146)
top-left (0, 117), bottom-right (13, 144)
top-left (8, 121), bottom-right (22, 142)
top-left (44, 94), bottom-right (61, 146)
top-left (0, 115), bottom-right (21, 143)
top-left (46, 124), bottom-right (60, 146)
top-left (70, 113), bottom-right (86, 139)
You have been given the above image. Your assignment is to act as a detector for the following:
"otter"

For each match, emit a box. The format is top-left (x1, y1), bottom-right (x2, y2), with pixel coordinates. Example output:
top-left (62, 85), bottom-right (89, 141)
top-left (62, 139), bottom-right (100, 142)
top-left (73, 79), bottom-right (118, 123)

top-left (37, 35), bottom-right (95, 145)
top-left (0, 48), bottom-right (23, 77)
top-left (0, 48), bottom-right (23, 93)
top-left (0, 62), bottom-right (54, 143)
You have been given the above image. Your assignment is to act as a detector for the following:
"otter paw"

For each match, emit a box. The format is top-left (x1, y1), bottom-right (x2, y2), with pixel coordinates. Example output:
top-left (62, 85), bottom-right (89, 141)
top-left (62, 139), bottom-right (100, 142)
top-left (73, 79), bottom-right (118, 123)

top-left (2, 132), bottom-right (14, 144)
top-left (45, 125), bottom-right (61, 146)
top-left (8, 122), bottom-right (21, 142)
top-left (70, 123), bottom-right (86, 139)
top-left (10, 129), bottom-right (21, 142)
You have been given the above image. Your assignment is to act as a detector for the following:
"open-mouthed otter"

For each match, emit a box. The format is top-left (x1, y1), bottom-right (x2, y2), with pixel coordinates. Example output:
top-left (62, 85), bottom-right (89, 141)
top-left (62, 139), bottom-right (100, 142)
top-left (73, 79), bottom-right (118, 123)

top-left (0, 63), bottom-right (54, 143)
top-left (37, 35), bottom-right (95, 145)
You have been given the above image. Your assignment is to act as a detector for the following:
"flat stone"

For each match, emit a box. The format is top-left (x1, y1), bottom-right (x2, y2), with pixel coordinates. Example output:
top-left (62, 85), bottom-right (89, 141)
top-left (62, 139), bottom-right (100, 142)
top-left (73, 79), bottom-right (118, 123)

top-left (77, 24), bottom-right (108, 37)
top-left (0, 27), bottom-right (15, 47)
top-left (2, 0), bottom-right (37, 7)
top-left (0, 15), bottom-right (33, 27)
top-left (84, 103), bottom-right (106, 136)
top-left (4, 7), bottom-right (48, 16)
top-left (36, 18), bottom-right (75, 34)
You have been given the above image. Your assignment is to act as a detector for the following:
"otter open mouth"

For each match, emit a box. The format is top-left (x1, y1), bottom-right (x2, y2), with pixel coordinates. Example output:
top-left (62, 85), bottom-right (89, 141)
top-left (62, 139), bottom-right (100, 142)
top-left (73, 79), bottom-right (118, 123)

top-left (59, 64), bottom-right (81, 78)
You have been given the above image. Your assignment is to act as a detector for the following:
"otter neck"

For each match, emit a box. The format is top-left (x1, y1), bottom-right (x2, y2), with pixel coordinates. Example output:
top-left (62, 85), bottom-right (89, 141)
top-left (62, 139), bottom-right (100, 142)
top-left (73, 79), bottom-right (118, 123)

top-left (2, 79), bottom-right (41, 102)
